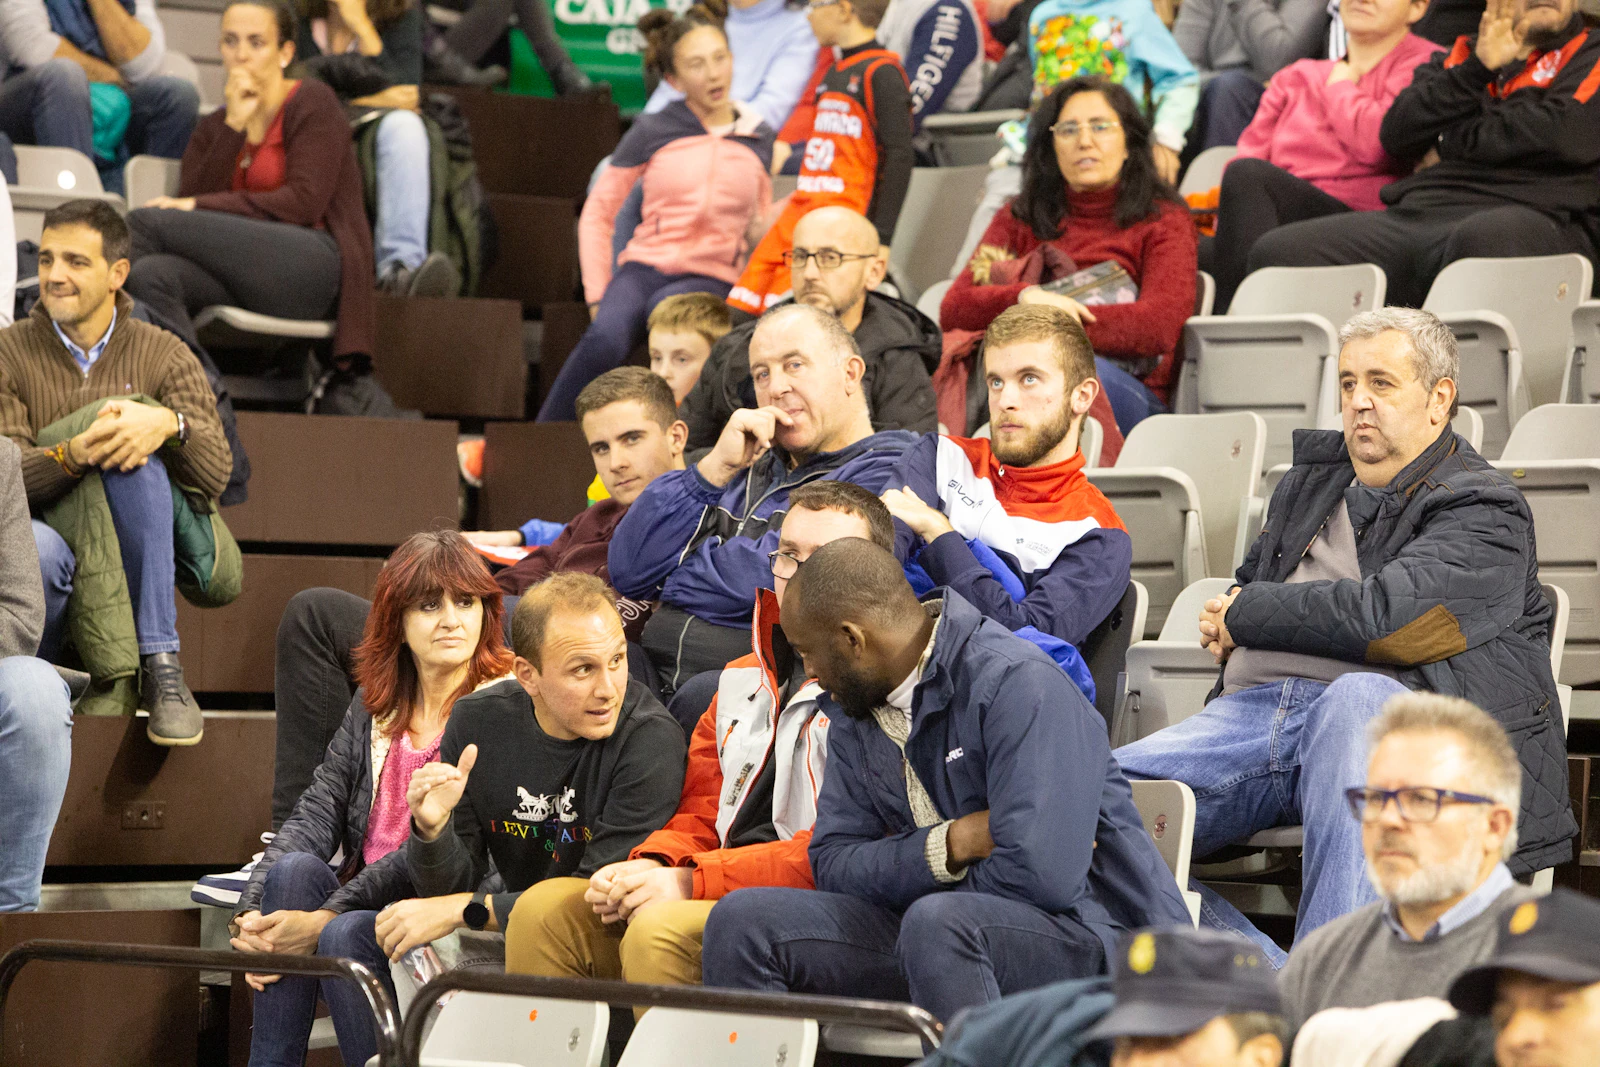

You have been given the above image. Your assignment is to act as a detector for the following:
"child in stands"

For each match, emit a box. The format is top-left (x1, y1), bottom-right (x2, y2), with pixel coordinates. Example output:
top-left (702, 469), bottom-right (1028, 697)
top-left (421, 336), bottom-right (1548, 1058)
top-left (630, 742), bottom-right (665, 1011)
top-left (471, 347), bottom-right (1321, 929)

top-left (727, 0), bottom-right (914, 315)
top-left (647, 292), bottom-right (733, 407)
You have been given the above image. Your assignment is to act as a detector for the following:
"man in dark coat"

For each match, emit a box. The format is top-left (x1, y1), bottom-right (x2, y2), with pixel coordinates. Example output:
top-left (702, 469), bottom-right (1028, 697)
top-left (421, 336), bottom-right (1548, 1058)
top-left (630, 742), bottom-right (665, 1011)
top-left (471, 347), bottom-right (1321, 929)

top-left (701, 538), bottom-right (1191, 1024)
top-left (1115, 307), bottom-right (1574, 968)
top-left (679, 206), bottom-right (939, 456)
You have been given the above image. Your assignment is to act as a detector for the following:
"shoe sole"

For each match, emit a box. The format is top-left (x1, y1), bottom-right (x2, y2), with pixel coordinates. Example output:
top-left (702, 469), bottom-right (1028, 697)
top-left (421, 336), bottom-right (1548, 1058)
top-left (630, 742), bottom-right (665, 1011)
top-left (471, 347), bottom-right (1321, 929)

top-left (148, 726), bottom-right (204, 747)
top-left (407, 255), bottom-right (460, 299)
top-left (191, 885), bottom-right (244, 907)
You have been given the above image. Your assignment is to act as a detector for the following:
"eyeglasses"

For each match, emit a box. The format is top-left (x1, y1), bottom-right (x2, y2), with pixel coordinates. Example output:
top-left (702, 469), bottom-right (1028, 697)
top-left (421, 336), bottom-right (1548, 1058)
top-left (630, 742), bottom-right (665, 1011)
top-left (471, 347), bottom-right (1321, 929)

top-left (783, 248), bottom-right (877, 271)
top-left (1051, 119), bottom-right (1122, 141)
top-left (1344, 786), bottom-right (1499, 824)
top-left (768, 549), bottom-right (803, 580)
top-left (805, 0), bottom-right (841, 10)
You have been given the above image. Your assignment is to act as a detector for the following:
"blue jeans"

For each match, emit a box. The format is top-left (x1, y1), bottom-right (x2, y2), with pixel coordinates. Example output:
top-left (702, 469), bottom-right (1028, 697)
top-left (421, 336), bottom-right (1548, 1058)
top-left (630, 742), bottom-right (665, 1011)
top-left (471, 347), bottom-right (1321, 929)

top-left (701, 887), bottom-right (1107, 1025)
top-left (0, 657), bottom-right (72, 912)
top-left (248, 852), bottom-right (395, 1067)
top-left (32, 521), bottom-right (74, 662)
top-left (372, 109), bottom-right (430, 276)
top-left (0, 59), bottom-right (94, 161)
top-left (32, 455), bottom-right (180, 658)
top-left (537, 262), bottom-right (730, 422)
top-left (1095, 357), bottom-right (1167, 437)
top-left (1114, 673), bottom-right (1409, 966)
top-left (1191, 69), bottom-right (1267, 153)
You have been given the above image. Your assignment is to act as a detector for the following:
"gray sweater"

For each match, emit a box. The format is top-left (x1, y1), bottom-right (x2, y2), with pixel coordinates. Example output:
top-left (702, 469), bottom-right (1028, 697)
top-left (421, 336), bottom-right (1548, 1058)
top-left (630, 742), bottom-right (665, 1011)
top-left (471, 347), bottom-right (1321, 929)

top-left (0, 437), bottom-right (44, 660)
top-left (1279, 884), bottom-right (1539, 1031)
top-left (1171, 0), bottom-right (1330, 81)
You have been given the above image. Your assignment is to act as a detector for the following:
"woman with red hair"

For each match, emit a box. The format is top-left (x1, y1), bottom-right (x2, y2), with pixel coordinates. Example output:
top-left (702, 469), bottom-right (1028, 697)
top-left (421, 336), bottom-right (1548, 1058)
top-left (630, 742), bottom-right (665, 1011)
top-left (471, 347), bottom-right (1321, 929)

top-left (227, 530), bottom-right (511, 1067)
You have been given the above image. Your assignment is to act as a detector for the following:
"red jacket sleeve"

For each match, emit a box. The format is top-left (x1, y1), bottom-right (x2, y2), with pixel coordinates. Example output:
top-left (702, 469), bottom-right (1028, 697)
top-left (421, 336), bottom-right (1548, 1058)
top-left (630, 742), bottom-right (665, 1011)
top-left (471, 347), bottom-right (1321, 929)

top-left (940, 205), bottom-right (1037, 332)
top-left (629, 701), bottom-right (817, 898)
top-left (1082, 203), bottom-right (1197, 370)
top-left (186, 80), bottom-right (353, 228)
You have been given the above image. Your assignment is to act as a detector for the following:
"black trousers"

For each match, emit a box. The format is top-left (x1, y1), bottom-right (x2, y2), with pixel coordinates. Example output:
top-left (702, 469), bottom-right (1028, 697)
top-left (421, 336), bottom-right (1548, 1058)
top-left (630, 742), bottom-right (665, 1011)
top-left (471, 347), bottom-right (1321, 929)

top-left (271, 587), bottom-right (661, 825)
top-left (1202, 157), bottom-right (1352, 312)
top-left (639, 603), bottom-right (752, 698)
top-left (1245, 187), bottom-right (1598, 309)
top-left (124, 206), bottom-right (341, 355)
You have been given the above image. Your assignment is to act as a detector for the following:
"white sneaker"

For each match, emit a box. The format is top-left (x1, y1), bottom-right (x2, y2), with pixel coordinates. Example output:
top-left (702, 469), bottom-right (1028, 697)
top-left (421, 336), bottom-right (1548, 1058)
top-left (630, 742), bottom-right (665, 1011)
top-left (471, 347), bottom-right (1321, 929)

top-left (191, 832), bottom-right (275, 908)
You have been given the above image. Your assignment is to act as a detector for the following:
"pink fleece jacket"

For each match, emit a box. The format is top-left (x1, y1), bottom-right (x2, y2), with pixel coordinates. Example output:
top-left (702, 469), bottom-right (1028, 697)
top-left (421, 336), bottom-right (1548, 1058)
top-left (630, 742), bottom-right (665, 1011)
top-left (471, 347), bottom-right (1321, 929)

top-left (579, 101), bottom-right (775, 305)
top-left (1231, 33), bottom-right (1442, 210)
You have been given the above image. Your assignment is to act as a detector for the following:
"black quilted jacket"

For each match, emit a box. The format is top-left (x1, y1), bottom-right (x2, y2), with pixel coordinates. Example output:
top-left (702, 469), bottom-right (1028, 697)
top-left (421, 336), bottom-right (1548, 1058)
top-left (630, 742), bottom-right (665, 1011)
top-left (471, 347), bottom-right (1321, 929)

top-left (1216, 427), bottom-right (1576, 875)
top-left (238, 699), bottom-right (412, 916)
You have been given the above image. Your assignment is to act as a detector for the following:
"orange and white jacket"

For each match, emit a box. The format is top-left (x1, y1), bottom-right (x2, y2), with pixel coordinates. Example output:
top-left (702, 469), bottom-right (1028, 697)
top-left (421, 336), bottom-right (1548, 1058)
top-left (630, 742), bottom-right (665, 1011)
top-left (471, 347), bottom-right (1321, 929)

top-left (628, 590), bottom-right (829, 898)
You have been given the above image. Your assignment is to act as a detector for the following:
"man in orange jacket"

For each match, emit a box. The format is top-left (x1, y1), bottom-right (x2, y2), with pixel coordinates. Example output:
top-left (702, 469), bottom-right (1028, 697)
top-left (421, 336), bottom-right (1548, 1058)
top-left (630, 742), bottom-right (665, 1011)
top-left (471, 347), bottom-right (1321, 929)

top-left (503, 480), bottom-right (894, 987)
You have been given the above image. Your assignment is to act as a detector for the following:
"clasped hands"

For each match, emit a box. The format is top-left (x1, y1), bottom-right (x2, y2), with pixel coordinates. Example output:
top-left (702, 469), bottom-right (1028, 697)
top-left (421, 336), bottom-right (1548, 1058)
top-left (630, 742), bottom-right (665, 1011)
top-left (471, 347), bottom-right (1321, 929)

top-left (68, 400), bottom-right (179, 473)
top-left (1198, 587), bottom-right (1241, 663)
top-left (585, 859), bottom-right (695, 925)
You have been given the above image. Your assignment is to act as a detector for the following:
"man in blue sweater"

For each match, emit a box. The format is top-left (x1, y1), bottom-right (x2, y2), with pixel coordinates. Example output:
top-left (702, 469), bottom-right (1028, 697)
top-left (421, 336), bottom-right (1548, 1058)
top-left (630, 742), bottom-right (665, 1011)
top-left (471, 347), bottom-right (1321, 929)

top-left (608, 303), bottom-right (915, 695)
top-left (700, 537), bottom-right (1191, 1023)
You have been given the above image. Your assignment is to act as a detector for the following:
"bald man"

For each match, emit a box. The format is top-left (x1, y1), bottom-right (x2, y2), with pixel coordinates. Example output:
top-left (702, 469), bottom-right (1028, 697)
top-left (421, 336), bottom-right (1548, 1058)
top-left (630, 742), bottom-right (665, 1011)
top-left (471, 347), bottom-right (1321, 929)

top-left (609, 304), bottom-right (917, 694)
top-left (681, 207), bottom-right (938, 455)
top-left (700, 538), bottom-right (1191, 1024)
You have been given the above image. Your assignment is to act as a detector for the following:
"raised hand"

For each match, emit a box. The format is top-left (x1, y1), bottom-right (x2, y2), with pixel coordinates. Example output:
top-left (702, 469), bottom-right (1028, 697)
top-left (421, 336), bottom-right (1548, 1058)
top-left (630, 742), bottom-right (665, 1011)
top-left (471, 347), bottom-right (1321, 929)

top-left (1475, 0), bottom-right (1525, 70)
top-left (406, 744), bottom-right (478, 842)
top-left (695, 407), bottom-right (794, 487)
top-left (223, 66), bottom-right (263, 133)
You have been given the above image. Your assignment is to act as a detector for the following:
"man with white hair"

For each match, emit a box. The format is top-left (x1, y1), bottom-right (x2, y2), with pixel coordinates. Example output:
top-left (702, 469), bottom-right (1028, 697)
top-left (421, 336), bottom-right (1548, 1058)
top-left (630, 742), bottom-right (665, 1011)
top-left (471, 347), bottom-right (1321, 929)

top-left (1115, 307), bottom-right (1573, 966)
top-left (1279, 693), bottom-right (1539, 1031)
top-left (609, 302), bottom-right (916, 693)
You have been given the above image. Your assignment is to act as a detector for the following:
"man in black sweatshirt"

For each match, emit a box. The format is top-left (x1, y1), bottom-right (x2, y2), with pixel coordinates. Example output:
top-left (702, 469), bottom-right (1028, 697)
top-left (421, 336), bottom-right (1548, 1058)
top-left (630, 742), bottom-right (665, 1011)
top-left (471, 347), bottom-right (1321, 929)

top-left (1247, 0), bottom-right (1600, 307)
top-left (373, 573), bottom-right (686, 958)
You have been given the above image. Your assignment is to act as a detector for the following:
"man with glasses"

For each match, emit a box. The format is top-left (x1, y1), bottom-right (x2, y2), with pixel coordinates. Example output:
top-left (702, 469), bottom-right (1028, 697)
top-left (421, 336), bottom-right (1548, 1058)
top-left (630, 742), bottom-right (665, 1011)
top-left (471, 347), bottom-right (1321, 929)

top-left (506, 482), bottom-right (896, 991)
top-left (1279, 692), bottom-right (1538, 1031)
top-left (681, 206), bottom-right (938, 455)
top-left (1114, 307), bottom-right (1572, 967)
top-left (610, 301), bottom-right (917, 693)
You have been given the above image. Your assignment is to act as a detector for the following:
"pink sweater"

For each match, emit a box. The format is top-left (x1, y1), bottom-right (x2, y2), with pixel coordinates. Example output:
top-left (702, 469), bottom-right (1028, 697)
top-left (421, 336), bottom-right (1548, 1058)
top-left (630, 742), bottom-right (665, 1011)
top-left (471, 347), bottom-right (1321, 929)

top-left (579, 101), bottom-right (775, 305)
top-left (1232, 33), bottom-right (1442, 211)
top-left (362, 731), bottom-right (440, 865)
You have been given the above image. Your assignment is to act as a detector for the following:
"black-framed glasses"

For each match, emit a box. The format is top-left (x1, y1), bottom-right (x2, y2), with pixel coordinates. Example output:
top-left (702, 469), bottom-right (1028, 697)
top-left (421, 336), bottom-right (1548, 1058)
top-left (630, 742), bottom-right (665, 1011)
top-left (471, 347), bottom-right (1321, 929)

top-left (768, 549), bottom-right (802, 580)
top-left (783, 248), bottom-right (877, 271)
top-left (1344, 786), bottom-right (1499, 824)
top-left (1050, 119), bottom-right (1122, 140)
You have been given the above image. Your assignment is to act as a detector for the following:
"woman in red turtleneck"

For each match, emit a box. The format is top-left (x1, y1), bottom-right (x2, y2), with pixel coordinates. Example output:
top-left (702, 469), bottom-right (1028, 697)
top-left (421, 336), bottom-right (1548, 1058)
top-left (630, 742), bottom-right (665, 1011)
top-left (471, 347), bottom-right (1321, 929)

top-left (941, 75), bottom-right (1197, 434)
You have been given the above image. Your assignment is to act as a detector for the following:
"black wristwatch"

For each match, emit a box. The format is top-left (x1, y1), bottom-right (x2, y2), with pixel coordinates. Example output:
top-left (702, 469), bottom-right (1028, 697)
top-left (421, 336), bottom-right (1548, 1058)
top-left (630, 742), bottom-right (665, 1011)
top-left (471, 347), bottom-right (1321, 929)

top-left (166, 410), bottom-right (189, 449)
top-left (462, 890), bottom-right (491, 931)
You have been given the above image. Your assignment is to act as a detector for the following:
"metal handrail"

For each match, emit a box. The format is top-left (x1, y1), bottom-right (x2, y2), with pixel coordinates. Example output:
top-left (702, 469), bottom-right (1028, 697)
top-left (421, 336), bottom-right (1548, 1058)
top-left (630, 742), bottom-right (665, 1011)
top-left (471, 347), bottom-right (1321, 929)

top-left (400, 970), bottom-right (943, 1067)
top-left (0, 939), bottom-right (403, 1066)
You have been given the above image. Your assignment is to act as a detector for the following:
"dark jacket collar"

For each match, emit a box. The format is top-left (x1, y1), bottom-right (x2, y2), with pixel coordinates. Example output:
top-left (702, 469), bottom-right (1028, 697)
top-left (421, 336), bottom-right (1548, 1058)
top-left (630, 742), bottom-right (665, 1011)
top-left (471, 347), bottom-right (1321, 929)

top-left (910, 590), bottom-right (981, 728)
top-left (1289, 424), bottom-right (1459, 495)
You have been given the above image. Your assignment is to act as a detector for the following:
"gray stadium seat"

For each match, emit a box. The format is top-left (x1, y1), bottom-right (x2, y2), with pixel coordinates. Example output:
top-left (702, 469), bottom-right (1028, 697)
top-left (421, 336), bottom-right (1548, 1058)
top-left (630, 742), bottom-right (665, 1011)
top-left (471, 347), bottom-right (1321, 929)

top-left (920, 108), bottom-right (1024, 167)
top-left (1113, 577), bottom-right (1231, 742)
top-left (11, 145), bottom-right (124, 242)
top-left (1179, 145), bottom-right (1236, 198)
top-left (1562, 300), bottom-right (1600, 404)
top-left (617, 1008), bottom-right (817, 1067)
top-left (1129, 779), bottom-right (1202, 925)
top-left (888, 165), bottom-right (989, 303)
top-left (1176, 264), bottom-right (1386, 471)
top-left (124, 153), bottom-right (181, 210)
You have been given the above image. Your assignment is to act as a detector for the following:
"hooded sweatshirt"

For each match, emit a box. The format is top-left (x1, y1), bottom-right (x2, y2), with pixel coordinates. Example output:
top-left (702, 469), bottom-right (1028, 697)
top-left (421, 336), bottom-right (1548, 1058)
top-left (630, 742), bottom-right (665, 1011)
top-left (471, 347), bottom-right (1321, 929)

top-left (579, 100), bottom-right (774, 305)
top-left (679, 290), bottom-right (941, 455)
top-left (608, 429), bottom-right (918, 628)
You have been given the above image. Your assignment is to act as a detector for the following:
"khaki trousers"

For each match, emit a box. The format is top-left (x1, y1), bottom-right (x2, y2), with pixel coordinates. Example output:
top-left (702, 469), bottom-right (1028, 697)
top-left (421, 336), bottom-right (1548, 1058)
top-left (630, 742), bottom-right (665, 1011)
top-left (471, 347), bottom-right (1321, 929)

top-left (505, 877), bottom-right (716, 989)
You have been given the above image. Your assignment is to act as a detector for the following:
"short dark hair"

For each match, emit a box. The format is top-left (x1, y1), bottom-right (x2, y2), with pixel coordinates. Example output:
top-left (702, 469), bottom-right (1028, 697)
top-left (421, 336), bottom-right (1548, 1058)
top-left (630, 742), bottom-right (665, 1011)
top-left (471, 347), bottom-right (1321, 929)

top-left (574, 366), bottom-right (679, 430)
top-left (510, 572), bottom-right (620, 668)
top-left (847, 0), bottom-right (891, 27)
top-left (1015, 76), bottom-right (1183, 238)
top-left (638, 0), bottom-right (727, 79)
top-left (786, 480), bottom-right (894, 552)
top-left (42, 199), bottom-right (131, 264)
top-left (983, 304), bottom-right (1096, 389)
top-left (788, 537), bottom-right (920, 632)
top-left (230, 0), bottom-right (298, 44)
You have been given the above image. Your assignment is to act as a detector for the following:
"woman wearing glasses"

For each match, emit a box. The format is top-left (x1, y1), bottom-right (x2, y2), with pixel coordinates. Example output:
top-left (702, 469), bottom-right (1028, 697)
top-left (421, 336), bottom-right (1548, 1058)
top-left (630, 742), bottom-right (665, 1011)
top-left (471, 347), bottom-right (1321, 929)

top-left (538, 1), bottom-right (776, 422)
top-left (941, 76), bottom-right (1197, 435)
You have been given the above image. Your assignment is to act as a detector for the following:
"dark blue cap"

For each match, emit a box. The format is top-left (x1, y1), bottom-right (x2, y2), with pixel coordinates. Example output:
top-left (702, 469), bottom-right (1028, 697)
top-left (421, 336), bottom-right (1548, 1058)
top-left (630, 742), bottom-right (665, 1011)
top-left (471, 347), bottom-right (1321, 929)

top-left (1449, 889), bottom-right (1600, 1015)
top-left (1082, 927), bottom-right (1283, 1042)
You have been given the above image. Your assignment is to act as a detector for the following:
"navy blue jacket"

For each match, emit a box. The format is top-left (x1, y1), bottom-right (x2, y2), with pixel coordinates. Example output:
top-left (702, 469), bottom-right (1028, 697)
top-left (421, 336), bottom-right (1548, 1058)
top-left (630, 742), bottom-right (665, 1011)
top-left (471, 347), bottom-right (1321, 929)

top-left (809, 591), bottom-right (1192, 958)
top-left (608, 430), bottom-right (917, 628)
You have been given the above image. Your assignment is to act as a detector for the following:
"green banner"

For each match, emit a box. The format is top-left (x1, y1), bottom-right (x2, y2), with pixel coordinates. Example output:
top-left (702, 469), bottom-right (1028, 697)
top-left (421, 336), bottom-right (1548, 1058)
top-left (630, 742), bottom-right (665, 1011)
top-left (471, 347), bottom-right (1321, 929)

top-left (506, 0), bottom-right (692, 113)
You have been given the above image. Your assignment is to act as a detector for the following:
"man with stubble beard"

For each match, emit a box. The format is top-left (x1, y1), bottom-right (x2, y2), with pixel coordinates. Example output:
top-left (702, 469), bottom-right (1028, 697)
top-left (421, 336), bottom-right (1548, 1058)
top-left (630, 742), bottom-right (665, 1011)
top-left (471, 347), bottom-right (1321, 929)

top-left (880, 302), bottom-right (1132, 648)
top-left (699, 537), bottom-right (1191, 1024)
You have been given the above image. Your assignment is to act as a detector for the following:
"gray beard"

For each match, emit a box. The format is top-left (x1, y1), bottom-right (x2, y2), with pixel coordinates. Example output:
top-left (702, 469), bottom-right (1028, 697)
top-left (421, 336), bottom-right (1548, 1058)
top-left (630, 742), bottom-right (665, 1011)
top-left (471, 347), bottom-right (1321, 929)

top-left (1367, 835), bottom-right (1485, 908)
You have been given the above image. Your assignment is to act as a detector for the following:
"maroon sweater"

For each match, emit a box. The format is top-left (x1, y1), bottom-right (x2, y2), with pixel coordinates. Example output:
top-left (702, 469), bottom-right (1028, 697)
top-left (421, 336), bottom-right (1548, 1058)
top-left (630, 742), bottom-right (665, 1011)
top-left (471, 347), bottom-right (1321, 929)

top-left (942, 187), bottom-right (1197, 401)
top-left (179, 78), bottom-right (376, 363)
top-left (495, 499), bottom-right (651, 641)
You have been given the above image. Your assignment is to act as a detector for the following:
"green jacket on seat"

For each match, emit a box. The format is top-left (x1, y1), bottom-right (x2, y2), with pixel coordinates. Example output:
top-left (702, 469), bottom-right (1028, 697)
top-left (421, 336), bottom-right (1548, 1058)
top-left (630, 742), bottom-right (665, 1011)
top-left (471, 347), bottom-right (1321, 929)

top-left (36, 397), bottom-right (242, 698)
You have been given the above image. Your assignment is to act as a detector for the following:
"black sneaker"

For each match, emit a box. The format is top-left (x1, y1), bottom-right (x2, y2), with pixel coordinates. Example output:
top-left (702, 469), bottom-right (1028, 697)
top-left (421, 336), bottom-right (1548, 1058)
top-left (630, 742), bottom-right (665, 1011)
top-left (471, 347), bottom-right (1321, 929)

top-left (141, 652), bottom-right (202, 746)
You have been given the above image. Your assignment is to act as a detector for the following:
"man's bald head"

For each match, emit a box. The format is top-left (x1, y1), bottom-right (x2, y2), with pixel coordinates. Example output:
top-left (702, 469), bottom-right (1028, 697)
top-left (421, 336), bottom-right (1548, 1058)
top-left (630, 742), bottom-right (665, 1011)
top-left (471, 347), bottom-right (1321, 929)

top-left (789, 206), bottom-right (887, 328)
top-left (782, 538), bottom-right (932, 718)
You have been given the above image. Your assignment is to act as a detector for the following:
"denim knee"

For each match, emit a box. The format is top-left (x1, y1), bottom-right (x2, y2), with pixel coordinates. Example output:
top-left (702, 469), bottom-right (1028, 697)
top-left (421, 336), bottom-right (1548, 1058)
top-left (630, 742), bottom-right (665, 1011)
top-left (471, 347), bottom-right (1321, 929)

top-left (33, 58), bottom-right (91, 106)
top-left (1307, 673), bottom-right (1408, 744)
top-left (259, 851), bottom-right (339, 911)
top-left (895, 893), bottom-right (976, 964)
top-left (376, 108), bottom-right (428, 159)
top-left (0, 656), bottom-right (72, 729)
top-left (318, 909), bottom-right (377, 958)
top-left (699, 889), bottom-right (777, 986)
top-left (32, 520), bottom-right (75, 592)
top-left (132, 76), bottom-right (200, 118)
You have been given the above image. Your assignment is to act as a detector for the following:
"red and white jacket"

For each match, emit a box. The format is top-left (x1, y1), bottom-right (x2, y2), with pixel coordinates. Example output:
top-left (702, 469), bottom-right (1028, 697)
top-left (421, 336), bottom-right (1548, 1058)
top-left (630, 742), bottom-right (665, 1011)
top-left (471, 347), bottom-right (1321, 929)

top-left (629, 590), bottom-right (829, 898)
